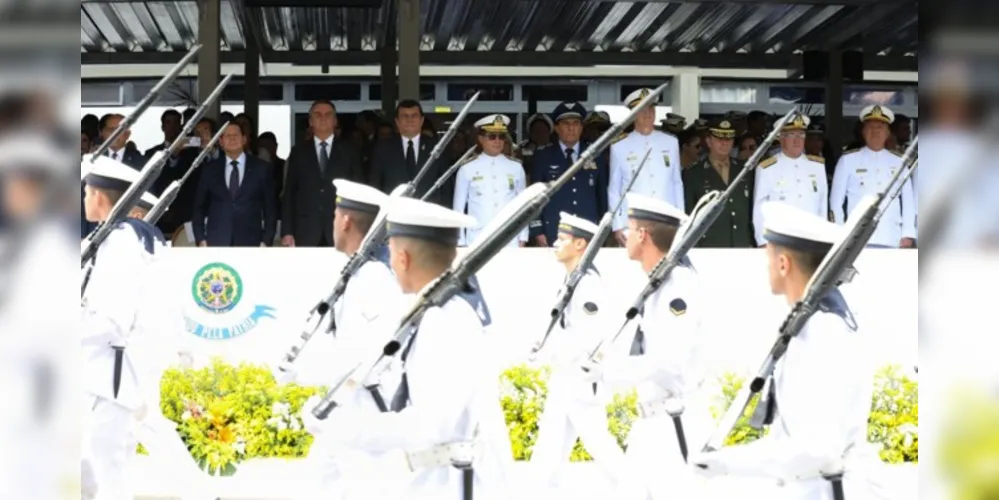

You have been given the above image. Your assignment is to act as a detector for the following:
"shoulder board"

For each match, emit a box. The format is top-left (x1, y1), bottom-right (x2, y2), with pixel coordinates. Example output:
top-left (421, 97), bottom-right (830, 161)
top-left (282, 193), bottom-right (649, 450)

top-left (458, 153), bottom-right (479, 166)
top-left (505, 155), bottom-right (522, 164)
top-left (806, 154), bottom-right (825, 164)
top-left (611, 132), bottom-right (628, 145)
top-left (841, 147), bottom-right (862, 155)
top-left (759, 155), bottom-right (779, 169)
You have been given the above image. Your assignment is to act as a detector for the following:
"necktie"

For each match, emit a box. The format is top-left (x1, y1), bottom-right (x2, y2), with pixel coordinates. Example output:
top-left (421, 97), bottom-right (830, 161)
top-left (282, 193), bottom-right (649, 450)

top-left (405, 139), bottom-right (417, 175)
top-left (565, 147), bottom-right (574, 163)
top-left (228, 161), bottom-right (240, 199)
top-left (319, 141), bottom-right (329, 174)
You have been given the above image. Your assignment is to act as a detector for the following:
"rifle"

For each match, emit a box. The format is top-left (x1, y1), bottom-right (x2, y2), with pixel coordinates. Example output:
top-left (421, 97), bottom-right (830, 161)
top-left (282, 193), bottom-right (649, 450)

top-left (422, 145), bottom-right (477, 202)
top-left (583, 106), bottom-right (800, 364)
top-left (311, 83), bottom-right (670, 419)
top-left (144, 121), bottom-right (231, 225)
top-left (529, 147), bottom-right (653, 355)
top-left (276, 92), bottom-right (481, 374)
top-left (701, 138), bottom-right (919, 455)
top-left (81, 74), bottom-right (233, 294)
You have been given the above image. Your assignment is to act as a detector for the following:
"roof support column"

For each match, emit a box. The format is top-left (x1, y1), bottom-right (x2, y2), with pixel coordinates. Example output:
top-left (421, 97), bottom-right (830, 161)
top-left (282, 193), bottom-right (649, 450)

top-left (670, 67), bottom-right (701, 123)
top-left (197, 0), bottom-right (221, 120)
top-left (397, 0), bottom-right (420, 101)
top-left (380, 17), bottom-right (398, 117)
top-left (244, 31), bottom-right (261, 132)
top-left (824, 50), bottom-right (845, 159)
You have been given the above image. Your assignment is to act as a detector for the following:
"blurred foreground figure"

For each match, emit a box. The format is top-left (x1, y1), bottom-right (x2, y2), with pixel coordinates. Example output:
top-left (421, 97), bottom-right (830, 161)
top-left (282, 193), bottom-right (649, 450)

top-left (0, 133), bottom-right (78, 500)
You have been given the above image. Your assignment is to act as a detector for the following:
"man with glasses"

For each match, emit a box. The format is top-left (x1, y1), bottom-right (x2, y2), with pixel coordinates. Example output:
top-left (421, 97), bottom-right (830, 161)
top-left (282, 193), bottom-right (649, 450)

top-left (682, 119), bottom-right (755, 247)
top-left (751, 112), bottom-right (829, 247)
top-left (452, 114), bottom-right (528, 248)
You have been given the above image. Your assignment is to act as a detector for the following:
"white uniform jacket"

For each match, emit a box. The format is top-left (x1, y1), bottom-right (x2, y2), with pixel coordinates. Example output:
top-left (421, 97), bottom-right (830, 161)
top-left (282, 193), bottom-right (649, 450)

top-left (829, 147), bottom-right (917, 247)
top-left (452, 153), bottom-right (528, 248)
top-left (608, 130), bottom-right (684, 231)
top-left (753, 153), bottom-right (829, 246)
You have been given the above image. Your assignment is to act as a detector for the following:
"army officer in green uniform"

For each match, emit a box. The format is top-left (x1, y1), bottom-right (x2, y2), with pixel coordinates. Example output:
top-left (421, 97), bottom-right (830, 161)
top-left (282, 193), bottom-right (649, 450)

top-left (681, 119), bottom-right (755, 248)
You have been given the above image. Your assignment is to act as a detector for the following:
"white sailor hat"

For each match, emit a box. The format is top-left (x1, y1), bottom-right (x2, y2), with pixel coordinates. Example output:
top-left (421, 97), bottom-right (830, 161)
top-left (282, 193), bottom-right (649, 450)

top-left (552, 102), bottom-right (587, 123)
top-left (760, 202), bottom-right (841, 253)
top-left (137, 191), bottom-right (160, 211)
top-left (860, 105), bottom-right (894, 125)
top-left (83, 155), bottom-right (158, 207)
top-left (526, 113), bottom-right (554, 130)
top-left (557, 212), bottom-right (600, 241)
top-left (0, 133), bottom-right (72, 174)
top-left (333, 178), bottom-right (388, 215)
top-left (623, 88), bottom-right (659, 109)
top-left (625, 193), bottom-right (687, 228)
top-left (385, 197), bottom-right (477, 246)
top-left (474, 114), bottom-right (511, 134)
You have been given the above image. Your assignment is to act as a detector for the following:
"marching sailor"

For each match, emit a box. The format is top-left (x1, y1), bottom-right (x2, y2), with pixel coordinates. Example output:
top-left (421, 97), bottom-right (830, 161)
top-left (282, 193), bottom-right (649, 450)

top-left (530, 212), bottom-right (642, 497)
top-left (752, 112), bottom-right (829, 246)
top-left (302, 197), bottom-right (512, 500)
top-left (608, 88), bottom-right (683, 246)
top-left (529, 102), bottom-right (608, 246)
top-left (282, 179), bottom-right (406, 499)
top-left (81, 156), bottom-right (169, 500)
top-left (453, 114), bottom-right (528, 249)
top-left (692, 202), bottom-right (887, 500)
top-left (829, 105), bottom-right (917, 249)
top-left (581, 194), bottom-right (705, 500)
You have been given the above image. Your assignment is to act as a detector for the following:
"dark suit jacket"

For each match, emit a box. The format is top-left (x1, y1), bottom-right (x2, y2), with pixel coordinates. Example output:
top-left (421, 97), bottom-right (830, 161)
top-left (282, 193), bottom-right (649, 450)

top-left (148, 146), bottom-right (203, 236)
top-left (369, 135), bottom-right (451, 207)
top-left (281, 137), bottom-right (361, 246)
top-left (192, 155), bottom-right (277, 247)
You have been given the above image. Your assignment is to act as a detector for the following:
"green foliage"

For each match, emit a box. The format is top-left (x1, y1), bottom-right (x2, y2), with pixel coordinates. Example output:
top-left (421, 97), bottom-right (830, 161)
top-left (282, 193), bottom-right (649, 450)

top-left (938, 387), bottom-right (999, 500)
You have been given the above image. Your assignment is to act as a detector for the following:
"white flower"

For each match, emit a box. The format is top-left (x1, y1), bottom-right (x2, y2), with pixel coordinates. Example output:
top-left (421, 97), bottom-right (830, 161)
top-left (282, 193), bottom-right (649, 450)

top-left (271, 401), bottom-right (290, 416)
top-left (233, 437), bottom-right (246, 455)
top-left (276, 420), bottom-right (288, 432)
top-left (265, 416), bottom-right (280, 429)
top-left (290, 418), bottom-right (301, 431)
top-left (181, 411), bottom-right (192, 421)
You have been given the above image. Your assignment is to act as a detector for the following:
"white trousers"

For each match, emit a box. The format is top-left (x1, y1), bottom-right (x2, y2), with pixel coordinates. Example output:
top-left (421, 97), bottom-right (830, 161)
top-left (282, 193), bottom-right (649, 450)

top-left (83, 395), bottom-right (135, 500)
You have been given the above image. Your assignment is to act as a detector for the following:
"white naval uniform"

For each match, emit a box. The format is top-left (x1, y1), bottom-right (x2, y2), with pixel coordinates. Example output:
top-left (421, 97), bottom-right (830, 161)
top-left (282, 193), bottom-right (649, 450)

top-left (608, 130), bottom-right (684, 231)
top-left (531, 270), bottom-right (638, 496)
top-left (81, 223), bottom-right (168, 500)
top-left (452, 153), bottom-right (528, 248)
top-left (753, 154), bottom-right (829, 245)
top-left (310, 292), bottom-right (511, 500)
top-left (696, 291), bottom-right (890, 500)
top-left (597, 263), bottom-right (706, 499)
top-left (829, 147), bottom-right (916, 248)
top-left (291, 259), bottom-right (406, 500)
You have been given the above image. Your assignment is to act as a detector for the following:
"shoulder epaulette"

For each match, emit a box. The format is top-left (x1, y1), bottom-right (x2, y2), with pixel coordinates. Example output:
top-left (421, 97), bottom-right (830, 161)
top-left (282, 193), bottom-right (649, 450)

top-left (759, 155), bottom-right (778, 169)
top-left (841, 147), bottom-right (862, 155)
top-left (611, 132), bottom-right (628, 145)
top-left (806, 154), bottom-right (825, 164)
top-left (505, 154), bottom-right (522, 164)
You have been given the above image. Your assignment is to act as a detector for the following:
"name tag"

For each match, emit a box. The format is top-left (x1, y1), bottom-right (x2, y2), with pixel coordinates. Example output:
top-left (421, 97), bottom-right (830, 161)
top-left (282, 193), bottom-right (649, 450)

top-left (507, 175), bottom-right (515, 190)
top-left (855, 168), bottom-right (867, 174)
top-left (472, 175), bottom-right (483, 182)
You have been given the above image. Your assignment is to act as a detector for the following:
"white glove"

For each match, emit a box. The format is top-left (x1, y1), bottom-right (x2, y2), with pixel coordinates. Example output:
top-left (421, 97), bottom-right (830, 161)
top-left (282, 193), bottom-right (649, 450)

top-left (81, 458), bottom-right (99, 499)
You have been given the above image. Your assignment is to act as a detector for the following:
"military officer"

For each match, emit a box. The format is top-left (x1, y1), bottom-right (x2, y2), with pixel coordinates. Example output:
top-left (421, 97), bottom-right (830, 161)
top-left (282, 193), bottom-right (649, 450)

top-left (302, 197), bottom-right (512, 500)
top-left (582, 194), bottom-right (706, 500)
top-left (518, 113), bottom-right (554, 170)
top-left (752, 112), bottom-right (829, 247)
top-left (453, 114), bottom-right (528, 248)
top-left (661, 113), bottom-right (687, 135)
top-left (608, 88), bottom-right (684, 246)
top-left (692, 202), bottom-right (884, 500)
top-left (829, 105), bottom-right (917, 248)
top-left (583, 110), bottom-right (612, 143)
top-left (529, 101), bottom-right (608, 246)
top-left (531, 213), bottom-right (642, 497)
top-left (81, 156), bottom-right (169, 500)
top-left (682, 119), bottom-right (755, 248)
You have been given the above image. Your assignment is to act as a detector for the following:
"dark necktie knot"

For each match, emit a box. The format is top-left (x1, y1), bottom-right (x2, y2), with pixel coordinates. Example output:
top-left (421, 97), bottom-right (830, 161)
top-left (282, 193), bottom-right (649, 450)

top-left (565, 148), bottom-right (574, 160)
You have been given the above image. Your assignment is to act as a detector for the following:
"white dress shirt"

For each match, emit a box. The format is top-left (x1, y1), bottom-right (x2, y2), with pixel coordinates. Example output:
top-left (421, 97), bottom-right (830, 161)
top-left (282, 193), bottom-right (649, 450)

top-left (402, 135), bottom-right (421, 158)
top-left (314, 134), bottom-right (334, 160)
top-left (829, 146), bottom-right (916, 247)
top-left (608, 129), bottom-right (684, 231)
top-left (752, 152), bottom-right (829, 245)
top-left (452, 152), bottom-right (528, 247)
top-left (224, 152), bottom-right (246, 189)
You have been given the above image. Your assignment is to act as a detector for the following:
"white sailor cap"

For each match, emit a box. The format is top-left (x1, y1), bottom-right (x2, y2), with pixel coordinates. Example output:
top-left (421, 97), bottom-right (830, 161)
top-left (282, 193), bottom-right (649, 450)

top-left (623, 88), bottom-right (658, 109)
top-left (526, 113), bottom-right (554, 130)
top-left (83, 155), bottom-right (158, 208)
top-left (860, 105), bottom-right (894, 125)
top-left (474, 114), bottom-right (511, 134)
top-left (625, 194), bottom-right (687, 227)
top-left (0, 133), bottom-right (72, 174)
top-left (760, 202), bottom-right (841, 254)
top-left (333, 178), bottom-right (388, 215)
top-left (557, 212), bottom-right (600, 241)
top-left (385, 197), bottom-right (477, 246)
top-left (137, 191), bottom-right (160, 211)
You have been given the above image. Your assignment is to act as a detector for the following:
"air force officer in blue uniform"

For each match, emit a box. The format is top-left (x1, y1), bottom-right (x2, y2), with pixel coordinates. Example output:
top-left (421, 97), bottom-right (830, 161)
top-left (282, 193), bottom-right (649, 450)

top-left (529, 102), bottom-right (609, 246)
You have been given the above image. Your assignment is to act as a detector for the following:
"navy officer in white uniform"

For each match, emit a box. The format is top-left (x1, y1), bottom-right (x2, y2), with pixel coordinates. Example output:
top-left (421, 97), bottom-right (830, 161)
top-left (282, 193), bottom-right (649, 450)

top-left (752, 112), bottom-right (829, 247)
top-left (453, 114), bottom-right (528, 249)
top-left (829, 105), bottom-right (917, 248)
top-left (608, 88), bottom-right (683, 246)
top-left (692, 202), bottom-right (886, 500)
top-left (302, 197), bottom-right (512, 500)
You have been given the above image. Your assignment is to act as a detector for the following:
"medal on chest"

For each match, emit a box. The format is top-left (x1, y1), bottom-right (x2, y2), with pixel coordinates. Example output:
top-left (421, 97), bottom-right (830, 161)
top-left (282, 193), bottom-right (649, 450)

top-left (661, 150), bottom-right (670, 167)
top-left (507, 174), bottom-right (514, 190)
top-left (810, 174), bottom-right (818, 192)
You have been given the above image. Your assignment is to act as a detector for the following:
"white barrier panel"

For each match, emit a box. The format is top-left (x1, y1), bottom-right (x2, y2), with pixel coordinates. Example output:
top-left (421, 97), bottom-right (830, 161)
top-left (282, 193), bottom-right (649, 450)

top-left (171, 248), bottom-right (917, 375)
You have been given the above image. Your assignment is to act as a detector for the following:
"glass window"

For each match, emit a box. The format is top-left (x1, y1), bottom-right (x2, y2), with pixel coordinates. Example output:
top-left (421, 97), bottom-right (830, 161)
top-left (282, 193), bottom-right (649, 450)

top-left (370, 83), bottom-right (436, 101)
top-left (699, 83), bottom-right (757, 104)
top-left (294, 83), bottom-right (361, 102)
top-left (769, 86), bottom-right (826, 105)
top-left (446, 84), bottom-right (513, 101)
top-left (844, 87), bottom-right (905, 106)
top-left (523, 84), bottom-right (588, 102)
top-left (81, 82), bottom-right (122, 106)
top-left (221, 83), bottom-right (284, 102)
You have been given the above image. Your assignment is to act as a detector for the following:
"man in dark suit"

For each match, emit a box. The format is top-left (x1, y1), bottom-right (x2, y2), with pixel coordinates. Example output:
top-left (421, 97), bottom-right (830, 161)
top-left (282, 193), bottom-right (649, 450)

top-left (143, 109), bottom-right (184, 158)
top-left (368, 99), bottom-right (452, 207)
top-left (192, 122), bottom-right (277, 247)
top-left (280, 100), bottom-right (361, 247)
top-left (82, 113), bottom-right (146, 237)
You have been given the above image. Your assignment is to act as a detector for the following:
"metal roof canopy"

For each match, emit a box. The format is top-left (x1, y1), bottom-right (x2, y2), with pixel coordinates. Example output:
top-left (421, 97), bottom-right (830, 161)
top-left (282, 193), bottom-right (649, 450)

top-left (80, 0), bottom-right (918, 71)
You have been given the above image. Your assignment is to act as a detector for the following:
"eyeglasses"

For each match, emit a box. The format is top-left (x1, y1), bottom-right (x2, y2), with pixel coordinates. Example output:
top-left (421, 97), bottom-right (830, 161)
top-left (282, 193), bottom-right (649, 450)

top-left (482, 133), bottom-right (505, 141)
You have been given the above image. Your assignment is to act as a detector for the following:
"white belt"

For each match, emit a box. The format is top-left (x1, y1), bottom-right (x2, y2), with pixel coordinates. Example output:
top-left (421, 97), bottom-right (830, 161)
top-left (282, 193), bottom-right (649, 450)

top-left (405, 440), bottom-right (478, 471)
top-left (637, 396), bottom-right (684, 419)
